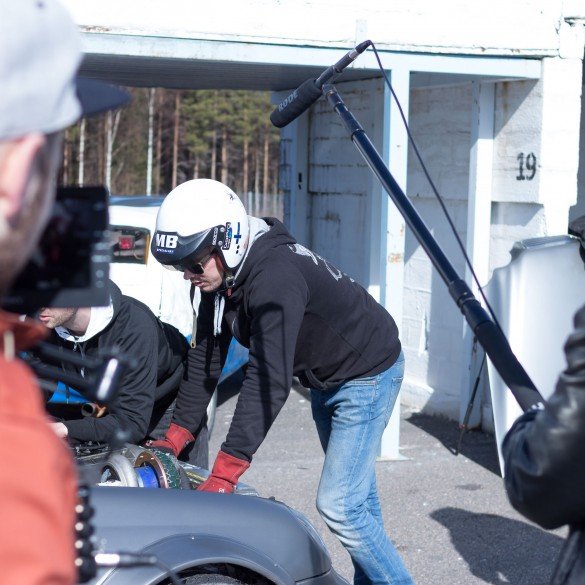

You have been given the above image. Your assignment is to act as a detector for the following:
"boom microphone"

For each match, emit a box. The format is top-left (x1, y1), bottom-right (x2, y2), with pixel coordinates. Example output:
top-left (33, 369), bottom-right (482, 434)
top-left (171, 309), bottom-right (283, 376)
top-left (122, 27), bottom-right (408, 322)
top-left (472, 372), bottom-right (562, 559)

top-left (270, 40), bottom-right (371, 128)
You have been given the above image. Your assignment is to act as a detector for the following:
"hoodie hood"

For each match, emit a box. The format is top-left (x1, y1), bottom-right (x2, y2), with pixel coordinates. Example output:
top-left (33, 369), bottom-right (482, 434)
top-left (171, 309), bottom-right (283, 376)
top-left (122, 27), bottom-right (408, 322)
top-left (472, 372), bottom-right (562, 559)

top-left (212, 218), bottom-right (293, 335)
top-left (232, 216), bottom-right (270, 283)
top-left (232, 218), bottom-right (296, 292)
top-left (54, 280), bottom-right (122, 343)
top-left (212, 217), bottom-right (270, 335)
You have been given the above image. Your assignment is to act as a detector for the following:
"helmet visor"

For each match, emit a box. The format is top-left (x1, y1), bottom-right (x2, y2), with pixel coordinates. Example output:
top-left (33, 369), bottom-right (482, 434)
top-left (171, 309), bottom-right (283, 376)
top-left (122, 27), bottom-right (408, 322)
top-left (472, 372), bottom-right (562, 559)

top-left (151, 224), bottom-right (226, 269)
top-left (162, 247), bottom-right (215, 274)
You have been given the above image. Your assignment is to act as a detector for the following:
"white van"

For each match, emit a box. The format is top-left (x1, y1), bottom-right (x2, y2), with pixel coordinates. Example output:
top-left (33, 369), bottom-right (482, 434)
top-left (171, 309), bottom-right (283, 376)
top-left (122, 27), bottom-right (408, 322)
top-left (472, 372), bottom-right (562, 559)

top-left (108, 196), bottom-right (194, 336)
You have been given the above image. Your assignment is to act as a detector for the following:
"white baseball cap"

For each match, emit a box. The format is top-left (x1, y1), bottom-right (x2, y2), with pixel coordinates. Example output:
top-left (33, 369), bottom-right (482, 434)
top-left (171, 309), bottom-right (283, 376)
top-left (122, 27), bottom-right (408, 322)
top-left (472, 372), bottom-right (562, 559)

top-left (0, 0), bottom-right (129, 140)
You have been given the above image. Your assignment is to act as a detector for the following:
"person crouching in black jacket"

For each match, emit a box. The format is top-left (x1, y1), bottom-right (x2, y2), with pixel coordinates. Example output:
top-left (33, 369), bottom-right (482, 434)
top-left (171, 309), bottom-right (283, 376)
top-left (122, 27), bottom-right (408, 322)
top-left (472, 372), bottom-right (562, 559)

top-left (503, 303), bottom-right (585, 585)
top-left (28, 280), bottom-right (208, 468)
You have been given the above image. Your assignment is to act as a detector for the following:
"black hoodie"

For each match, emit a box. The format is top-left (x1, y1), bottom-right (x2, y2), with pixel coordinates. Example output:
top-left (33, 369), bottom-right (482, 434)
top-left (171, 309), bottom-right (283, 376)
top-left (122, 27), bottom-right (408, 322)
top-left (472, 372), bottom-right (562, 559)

top-left (173, 218), bottom-right (401, 462)
top-left (30, 281), bottom-right (188, 444)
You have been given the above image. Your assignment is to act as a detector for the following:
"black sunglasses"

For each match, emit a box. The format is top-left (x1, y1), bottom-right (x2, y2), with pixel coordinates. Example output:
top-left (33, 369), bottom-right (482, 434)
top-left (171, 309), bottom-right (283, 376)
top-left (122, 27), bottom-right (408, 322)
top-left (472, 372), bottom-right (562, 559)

top-left (173, 250), bottom-right (215, 274)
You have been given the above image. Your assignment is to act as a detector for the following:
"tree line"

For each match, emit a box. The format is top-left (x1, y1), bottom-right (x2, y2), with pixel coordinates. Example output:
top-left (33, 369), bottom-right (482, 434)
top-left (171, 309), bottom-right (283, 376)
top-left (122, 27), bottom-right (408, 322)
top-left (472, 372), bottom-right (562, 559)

top-left (59, 88), bottom-right (282, 216)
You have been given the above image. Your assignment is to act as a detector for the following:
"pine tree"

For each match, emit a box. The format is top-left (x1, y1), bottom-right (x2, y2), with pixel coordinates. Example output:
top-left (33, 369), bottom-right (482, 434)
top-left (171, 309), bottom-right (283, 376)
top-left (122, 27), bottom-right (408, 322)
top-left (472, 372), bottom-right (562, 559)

top-left (59, 87), bottom-right (282, 218)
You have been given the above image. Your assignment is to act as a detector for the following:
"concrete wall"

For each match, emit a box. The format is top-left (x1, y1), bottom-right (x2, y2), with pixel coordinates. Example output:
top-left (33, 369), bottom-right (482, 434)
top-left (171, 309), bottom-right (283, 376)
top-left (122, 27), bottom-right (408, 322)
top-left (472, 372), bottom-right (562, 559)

top-left (401, 84), bottom-right (472, 414)
top-left (62, 0), bottom-right (573, 58)
top-left (279, 50), bottom-right (583, 423)
top-left (490, 57), bottom-right (583, 271)
top-left (306, 79), bottom-right (384, 286)
top-left (399, 55), bottom-right (584, 421)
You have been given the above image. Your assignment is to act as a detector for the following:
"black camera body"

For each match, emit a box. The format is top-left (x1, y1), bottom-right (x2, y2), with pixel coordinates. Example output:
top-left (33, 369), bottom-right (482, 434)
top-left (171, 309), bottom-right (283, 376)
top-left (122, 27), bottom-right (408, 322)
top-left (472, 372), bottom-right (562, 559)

top-left (3, 186), bottom-right (110, 313)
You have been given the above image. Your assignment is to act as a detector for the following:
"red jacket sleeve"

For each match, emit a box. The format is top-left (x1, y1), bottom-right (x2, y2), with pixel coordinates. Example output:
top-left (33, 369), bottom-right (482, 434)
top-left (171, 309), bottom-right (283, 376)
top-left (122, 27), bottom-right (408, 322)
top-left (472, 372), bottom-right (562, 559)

top-left (0, 357), bottom-right (77, 584)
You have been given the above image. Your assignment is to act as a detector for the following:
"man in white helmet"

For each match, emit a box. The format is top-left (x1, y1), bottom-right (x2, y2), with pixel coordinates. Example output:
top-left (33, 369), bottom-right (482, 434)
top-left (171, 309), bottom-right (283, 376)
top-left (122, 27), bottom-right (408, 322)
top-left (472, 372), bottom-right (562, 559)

top-left (0, 1), bottom-right (128, 582)
top-left (151, 178), bottom-right (413, 585)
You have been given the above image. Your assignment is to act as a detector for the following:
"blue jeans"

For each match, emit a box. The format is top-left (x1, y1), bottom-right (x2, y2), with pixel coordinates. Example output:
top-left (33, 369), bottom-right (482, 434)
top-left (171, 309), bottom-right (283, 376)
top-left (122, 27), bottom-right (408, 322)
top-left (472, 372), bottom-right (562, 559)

top-left (310, 352), bottom-right (413, 585)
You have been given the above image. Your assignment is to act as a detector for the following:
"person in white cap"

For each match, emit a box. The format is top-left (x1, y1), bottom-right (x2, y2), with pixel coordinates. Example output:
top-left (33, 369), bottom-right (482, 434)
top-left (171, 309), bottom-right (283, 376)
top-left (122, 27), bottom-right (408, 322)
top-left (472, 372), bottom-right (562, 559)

top-left (0, 1), bottom-right (128, 583)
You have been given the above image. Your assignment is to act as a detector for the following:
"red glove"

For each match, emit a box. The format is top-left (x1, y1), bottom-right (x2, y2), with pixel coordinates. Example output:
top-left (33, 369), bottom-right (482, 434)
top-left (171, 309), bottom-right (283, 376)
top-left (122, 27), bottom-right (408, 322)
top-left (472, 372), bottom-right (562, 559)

top-left (145, 423), bottom-right (195, 457)
top-left (197, 451), bottom-right (250, 493)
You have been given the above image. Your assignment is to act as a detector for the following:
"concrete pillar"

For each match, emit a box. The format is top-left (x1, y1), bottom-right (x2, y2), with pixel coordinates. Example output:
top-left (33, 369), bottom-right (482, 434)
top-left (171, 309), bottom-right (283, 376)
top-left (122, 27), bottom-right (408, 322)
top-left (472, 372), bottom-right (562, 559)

top-left (459, 81), bottom-right (495, 428)
top-left (539, 56), bottom-right (583, 233)
top-left (379, 67), bottom-right (410, 460)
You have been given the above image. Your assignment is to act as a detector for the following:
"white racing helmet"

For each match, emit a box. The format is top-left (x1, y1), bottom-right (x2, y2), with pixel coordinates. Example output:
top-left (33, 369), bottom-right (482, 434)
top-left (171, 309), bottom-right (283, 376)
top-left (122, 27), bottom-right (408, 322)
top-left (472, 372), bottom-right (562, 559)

top-left (151, 179), bottom-right (250, 272)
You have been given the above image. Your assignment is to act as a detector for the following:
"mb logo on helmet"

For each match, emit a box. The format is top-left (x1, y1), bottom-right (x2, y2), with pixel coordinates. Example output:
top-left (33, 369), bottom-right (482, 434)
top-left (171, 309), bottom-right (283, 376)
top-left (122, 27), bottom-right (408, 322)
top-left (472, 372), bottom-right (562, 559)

top-left (155, 232), bottom-right (178, 252)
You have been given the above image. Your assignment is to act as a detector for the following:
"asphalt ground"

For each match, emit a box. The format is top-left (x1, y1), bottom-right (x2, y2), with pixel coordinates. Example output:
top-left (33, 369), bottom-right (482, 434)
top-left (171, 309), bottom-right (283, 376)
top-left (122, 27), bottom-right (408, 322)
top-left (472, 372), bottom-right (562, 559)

top-left (210, 375), bottom-right (566, 585)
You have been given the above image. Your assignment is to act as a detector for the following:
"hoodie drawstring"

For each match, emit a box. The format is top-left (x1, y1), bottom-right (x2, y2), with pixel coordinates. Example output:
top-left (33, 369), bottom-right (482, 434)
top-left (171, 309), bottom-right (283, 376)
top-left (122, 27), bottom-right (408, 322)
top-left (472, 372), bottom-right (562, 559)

top-left (214, 293), bottom-right (226, 336)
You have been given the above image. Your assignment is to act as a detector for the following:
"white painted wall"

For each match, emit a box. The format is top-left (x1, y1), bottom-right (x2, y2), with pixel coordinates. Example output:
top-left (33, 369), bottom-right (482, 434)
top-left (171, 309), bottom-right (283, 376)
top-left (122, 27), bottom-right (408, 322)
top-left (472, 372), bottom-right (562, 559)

top-left (401, 84), bottom-right (472, 415)
top-left (280, 61), bottom-right (584, 424)
top-left (61, 0), bottom-right (573, 58)
top-left (399, 55), bottom-right (584, 421)
top-left (307, 79), bottom-right (384, 286)
top-left (489, 57), bottom-right (583, 272)
top-left (280, 59), bottom-right (583, 424)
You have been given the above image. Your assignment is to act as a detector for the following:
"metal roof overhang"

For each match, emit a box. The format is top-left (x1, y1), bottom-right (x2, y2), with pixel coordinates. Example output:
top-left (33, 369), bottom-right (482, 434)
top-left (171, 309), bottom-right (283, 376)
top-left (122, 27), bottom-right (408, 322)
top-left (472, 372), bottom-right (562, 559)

top-left (78, 33), bottom-right (543, 91)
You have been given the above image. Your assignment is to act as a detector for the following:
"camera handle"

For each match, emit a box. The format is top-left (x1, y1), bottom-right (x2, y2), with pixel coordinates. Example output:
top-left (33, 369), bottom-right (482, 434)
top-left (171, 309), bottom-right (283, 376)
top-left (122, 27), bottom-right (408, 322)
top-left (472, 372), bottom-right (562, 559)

top-left (74, 482), bottom-right (98, 583)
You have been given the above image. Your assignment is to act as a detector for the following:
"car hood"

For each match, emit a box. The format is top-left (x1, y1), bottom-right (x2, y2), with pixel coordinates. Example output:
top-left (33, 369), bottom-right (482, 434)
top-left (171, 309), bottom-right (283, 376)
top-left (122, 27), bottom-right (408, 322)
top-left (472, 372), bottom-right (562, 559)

top-left (89, 486), bottom-right (334, 583)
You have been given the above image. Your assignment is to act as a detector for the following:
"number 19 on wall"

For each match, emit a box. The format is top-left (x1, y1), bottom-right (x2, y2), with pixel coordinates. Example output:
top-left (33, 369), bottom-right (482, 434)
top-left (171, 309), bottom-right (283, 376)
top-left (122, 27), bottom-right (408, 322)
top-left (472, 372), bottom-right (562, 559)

top-left (516, 152), bottom-right (537, 181)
